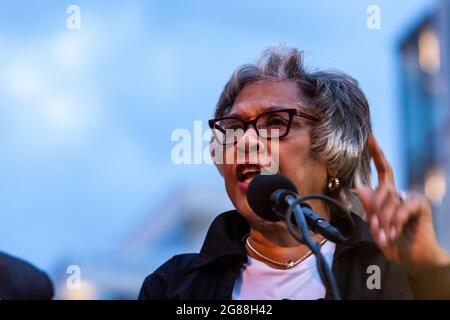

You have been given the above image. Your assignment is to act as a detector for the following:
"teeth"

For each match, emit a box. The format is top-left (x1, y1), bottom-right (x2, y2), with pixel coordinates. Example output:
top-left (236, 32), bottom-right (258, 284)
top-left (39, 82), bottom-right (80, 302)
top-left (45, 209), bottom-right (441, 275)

top-left (242, 166), bottom-right (260, 175)
top-left (237, 165), bottom-right (262, 182)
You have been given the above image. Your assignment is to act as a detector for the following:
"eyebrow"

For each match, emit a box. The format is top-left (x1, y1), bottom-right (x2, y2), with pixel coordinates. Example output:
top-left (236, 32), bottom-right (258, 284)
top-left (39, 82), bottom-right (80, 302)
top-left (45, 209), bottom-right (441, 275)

top-left (227, 105), bottom-right (294, 118)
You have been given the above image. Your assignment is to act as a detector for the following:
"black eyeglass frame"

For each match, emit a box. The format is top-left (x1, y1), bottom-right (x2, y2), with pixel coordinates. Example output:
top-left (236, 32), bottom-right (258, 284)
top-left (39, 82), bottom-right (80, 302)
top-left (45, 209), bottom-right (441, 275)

top-left (208, 108), bottom-right (319, 145)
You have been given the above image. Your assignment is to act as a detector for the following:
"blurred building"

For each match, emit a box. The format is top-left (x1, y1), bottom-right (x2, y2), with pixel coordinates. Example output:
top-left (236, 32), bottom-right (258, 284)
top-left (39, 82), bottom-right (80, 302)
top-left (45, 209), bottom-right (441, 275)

top-left (398, 0), bottom-right (450, 249)
top-left (53, 181), bottom-right (232, 299)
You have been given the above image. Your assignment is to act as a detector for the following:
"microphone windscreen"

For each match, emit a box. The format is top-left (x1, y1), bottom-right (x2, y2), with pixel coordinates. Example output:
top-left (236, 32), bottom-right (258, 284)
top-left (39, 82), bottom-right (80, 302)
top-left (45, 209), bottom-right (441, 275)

top-left (247, 173), bottom-right (298, 222)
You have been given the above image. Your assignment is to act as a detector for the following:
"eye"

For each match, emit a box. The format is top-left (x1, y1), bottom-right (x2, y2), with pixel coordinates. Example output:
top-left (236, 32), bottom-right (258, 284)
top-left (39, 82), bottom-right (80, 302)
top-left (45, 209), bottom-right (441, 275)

top-left (265, 115), bottom-right (288, 126)
top-left (227, 123), bottom-right (245, 130)
top-left (217, 119), bottom-right (244, 132)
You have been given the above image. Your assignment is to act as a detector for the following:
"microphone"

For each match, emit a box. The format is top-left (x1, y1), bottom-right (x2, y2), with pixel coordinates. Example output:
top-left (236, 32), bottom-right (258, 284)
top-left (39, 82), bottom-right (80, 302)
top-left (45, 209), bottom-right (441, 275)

top-left (247, 173), bottom-right (347, 243)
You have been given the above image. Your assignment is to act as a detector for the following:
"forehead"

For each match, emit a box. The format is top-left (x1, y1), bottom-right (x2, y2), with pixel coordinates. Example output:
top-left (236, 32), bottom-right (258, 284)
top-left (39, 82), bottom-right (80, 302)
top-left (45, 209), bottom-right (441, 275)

top-left (229, 80), bottom-right (301, 117)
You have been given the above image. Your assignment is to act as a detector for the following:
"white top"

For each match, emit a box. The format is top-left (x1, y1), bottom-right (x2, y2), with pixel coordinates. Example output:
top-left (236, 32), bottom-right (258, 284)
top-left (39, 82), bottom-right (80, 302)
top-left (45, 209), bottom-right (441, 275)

top-left (232, 240), bottom-right (336, 300)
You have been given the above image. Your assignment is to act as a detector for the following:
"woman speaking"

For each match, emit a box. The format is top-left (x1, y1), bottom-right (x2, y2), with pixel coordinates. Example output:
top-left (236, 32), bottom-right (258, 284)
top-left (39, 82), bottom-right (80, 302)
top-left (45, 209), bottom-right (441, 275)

top-left (139, 45), bottom-right (434, 299)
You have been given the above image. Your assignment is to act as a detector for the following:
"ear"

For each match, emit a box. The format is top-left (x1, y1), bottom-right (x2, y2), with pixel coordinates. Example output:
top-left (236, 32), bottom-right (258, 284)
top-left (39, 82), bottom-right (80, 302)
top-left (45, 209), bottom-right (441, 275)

top-left (327, 169), bottom-right (338, 178)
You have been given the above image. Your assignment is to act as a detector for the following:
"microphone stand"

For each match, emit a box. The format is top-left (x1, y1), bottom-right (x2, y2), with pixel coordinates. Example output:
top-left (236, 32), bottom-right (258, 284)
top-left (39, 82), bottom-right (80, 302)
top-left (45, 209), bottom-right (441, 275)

top-left (284, 194), bottom-right (342, 300)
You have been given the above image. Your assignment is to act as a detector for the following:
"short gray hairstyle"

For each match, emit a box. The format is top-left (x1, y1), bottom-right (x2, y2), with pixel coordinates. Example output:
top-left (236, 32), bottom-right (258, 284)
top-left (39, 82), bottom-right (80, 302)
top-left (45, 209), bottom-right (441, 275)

top-left (214, 45), bottom-right (372, 211)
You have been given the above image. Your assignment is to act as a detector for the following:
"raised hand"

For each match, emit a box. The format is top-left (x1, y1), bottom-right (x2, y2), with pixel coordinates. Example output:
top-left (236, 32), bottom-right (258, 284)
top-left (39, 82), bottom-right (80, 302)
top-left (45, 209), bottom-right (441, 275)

top-left (356, 136), bottom-right (450, 273)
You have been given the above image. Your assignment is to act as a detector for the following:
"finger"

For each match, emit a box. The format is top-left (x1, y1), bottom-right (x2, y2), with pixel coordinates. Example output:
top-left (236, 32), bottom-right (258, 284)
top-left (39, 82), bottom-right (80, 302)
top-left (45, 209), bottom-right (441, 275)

top-left (391, 196), bottom-right (421, 239)
top-left (369, 214), bottom-right (380, 242)
top-left (369, 213), bottom-right (397, 255)
top-left (372, 183), bottom-right (392, 214)
top-left (378, 229), bottom-right (388, 248)
top-left (391, 193), bottom-right (430, 239)
top-left (378, 193), bottom-right (401, 242)
top-left (369, 214), bottom-right (388, 248)
top-left (368, 135), bottom-right (395, 186)
top-left (369, 214), bottom-right (390, 249)
top-left (356, 185), bottom-right (375, 218)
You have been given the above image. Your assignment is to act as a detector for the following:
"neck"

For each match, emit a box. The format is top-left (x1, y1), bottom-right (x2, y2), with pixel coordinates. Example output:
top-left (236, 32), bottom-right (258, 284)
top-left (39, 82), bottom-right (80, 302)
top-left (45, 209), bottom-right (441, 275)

top-left (246, 201), bottom-right (328, 268)
top-left (249, 199), bottom-right (329, 246)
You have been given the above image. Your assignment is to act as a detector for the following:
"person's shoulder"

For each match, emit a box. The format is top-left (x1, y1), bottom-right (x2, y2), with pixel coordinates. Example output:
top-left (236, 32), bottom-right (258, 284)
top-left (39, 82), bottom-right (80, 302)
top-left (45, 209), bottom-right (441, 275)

top-left (138, 253), bottom-right (198, 300)
top-left (0, 251), bottom-right (54, 300)
top-left (155, 253), bottom-right (198, 274)
top-left (142, 253), bottom-right (198, 282)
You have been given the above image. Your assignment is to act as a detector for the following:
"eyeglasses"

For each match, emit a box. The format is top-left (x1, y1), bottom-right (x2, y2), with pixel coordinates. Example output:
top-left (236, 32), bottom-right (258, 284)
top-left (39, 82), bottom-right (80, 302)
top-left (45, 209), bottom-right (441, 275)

top-left (208, 108), bottom-right (319, 145)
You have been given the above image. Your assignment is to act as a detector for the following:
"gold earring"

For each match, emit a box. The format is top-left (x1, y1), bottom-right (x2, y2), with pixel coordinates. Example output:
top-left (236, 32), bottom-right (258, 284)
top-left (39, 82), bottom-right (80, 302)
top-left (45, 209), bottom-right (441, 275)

top-left (327, 177), bottom-right (340, 192)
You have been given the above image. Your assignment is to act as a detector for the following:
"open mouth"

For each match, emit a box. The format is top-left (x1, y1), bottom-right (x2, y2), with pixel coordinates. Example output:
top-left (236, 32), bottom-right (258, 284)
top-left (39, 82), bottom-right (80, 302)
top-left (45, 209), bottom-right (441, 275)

top-left (236, 164), bottom-right (262, 185)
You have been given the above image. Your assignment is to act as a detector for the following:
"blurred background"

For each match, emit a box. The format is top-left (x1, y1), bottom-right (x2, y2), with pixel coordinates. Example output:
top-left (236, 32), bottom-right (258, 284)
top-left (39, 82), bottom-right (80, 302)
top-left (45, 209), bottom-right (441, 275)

top-left (0, 0), bottom-right (449, 299)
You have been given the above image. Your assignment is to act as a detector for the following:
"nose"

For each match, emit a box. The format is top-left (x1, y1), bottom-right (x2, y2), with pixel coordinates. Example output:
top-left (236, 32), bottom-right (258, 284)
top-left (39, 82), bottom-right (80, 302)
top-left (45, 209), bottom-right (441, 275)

top-left (236, 127), bottom-right (265, 155)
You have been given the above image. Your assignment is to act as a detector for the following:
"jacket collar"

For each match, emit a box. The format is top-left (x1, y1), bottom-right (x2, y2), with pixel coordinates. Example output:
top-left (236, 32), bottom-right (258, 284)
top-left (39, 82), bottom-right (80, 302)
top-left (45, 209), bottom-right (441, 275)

top-left (188, 208), bottom-right (376, 271)
top-left (188, 210), bottom-right (249, 271)
top-left (329, 209), bottom-right (376, 260)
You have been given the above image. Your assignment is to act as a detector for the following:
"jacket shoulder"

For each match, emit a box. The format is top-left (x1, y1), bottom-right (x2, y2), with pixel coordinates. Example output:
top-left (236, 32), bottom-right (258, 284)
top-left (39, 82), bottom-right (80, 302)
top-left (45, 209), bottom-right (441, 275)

top-left (138, 253), bottom-right (197, 300)
top-left (0, 251), bottom-right (54, 300)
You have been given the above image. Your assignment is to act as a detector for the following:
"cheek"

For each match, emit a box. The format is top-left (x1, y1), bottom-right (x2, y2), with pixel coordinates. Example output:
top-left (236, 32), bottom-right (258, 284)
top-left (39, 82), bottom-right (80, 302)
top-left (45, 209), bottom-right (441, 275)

top-left (223, 163), bottom-right (235, 182)
top-left (213, 145), bottom-right (235, 178)
top-left (222, 163), bottom-right (239, 199)
top-left (277, 134), bottom-right (311, 169)
top-left (222, 164), bottom-right (249, 212)
top-left (277, 138), bottom-right (328, 193)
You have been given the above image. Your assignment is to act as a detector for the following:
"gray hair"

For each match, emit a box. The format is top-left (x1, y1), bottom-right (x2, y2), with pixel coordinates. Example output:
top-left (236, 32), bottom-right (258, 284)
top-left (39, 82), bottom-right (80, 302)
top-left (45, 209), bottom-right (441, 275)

top-left (214, 45), bottom-right (372, 211)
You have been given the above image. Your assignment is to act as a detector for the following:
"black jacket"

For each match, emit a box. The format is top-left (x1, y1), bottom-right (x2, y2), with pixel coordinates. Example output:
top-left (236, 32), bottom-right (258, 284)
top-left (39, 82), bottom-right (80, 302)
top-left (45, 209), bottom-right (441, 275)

top-left (0, 251), bottom-right (54, 300)
top-left (139, 210), bottom-right (414, 300)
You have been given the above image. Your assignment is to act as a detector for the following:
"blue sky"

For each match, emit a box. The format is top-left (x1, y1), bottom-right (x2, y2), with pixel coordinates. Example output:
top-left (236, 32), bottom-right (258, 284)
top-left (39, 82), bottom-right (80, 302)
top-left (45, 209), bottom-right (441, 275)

top-left (0, 0), bottom-right (436, 270)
